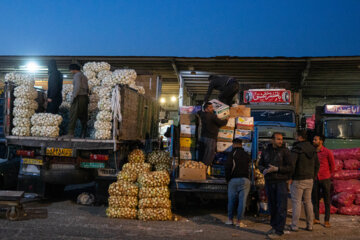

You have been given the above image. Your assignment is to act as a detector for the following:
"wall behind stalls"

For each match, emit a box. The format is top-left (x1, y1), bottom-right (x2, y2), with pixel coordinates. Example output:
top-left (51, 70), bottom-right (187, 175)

top-left (302, 97), bottom-right (360, 116)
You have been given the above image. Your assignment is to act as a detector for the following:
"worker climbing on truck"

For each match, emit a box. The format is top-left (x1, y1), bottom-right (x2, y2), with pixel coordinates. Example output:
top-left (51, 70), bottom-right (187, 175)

top-left (203, 75), bottom-right (240, 106)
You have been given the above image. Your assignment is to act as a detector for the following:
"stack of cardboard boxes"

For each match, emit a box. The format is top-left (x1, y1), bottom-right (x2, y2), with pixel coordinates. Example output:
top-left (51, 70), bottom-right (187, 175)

top-left (179, 106), bottom-right (199, 162)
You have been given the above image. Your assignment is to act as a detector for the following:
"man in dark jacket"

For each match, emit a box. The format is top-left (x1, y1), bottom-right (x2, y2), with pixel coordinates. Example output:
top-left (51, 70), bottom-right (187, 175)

top-left (290, 130), bottom-right (320, 232)
top-left (198, 102), bottom-right (228, 166)
top-left (46, 60), bottom-right (63, 114)
top-left (203, 75), bottom-right (240, 106)
top-left (224, 139), bottom-right (251, 227)
top-left (258, 132), bottom-right (293, 238)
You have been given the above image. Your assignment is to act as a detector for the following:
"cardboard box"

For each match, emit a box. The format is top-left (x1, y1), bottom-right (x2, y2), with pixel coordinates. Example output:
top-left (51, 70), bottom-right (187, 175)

top-left (217, 129), bottom-right (234, 142)
top-left (209, 99), bottom-right (230, 119)
top-left (180, 125), bottom-right (196, 138)
top-left (180, 137), bottom-right (197, 149)
top-left (217, 142), bottom-right (233, 152)
top-left (180, 114), bottom-right (197, 125)
top-left (224, 117), bottom-right (236, 128)
top-left (230, 105), bottom-right (251, 117)
top-left (180, 150), bottom-right (196, 160)
top-left (236, 117), bottom-right (254, 130)
top-left (234, 129), bottom-right (252, 140)
top-left (179, 166), bottom-right (206, 180)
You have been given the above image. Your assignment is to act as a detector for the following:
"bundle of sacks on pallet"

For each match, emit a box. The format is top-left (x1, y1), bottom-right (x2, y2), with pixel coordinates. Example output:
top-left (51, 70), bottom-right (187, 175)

top-left (331, 147), bottom-right (360, 215)
top-left (106, 149), bottom-right (172, 221)
top-left (5, 73), bottom-right (37, 136)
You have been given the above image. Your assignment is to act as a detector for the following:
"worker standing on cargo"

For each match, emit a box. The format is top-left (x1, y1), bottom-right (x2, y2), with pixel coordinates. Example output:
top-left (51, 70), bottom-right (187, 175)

top-left (258, 132), bottom-right (293, 238)
top-left (312, 135), bottom-right (335, 228)
top-left (224, 138), bottom-right (251, 227)
top-left (64, 64), bottom-right (89, 138)
top-left (289, 130), bottom-right (319, 232)
top-left (46, 59), bottom-right (63, 114)
top-left (198, 102), bottom-right (228, 166)
top-left (203, 75), bottom-right (240, 106)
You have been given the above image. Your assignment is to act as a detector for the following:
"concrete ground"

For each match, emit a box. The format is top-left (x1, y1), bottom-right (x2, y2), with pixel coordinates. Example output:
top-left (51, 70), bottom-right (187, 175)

top-left (1, 198), bottom-right (360, 240)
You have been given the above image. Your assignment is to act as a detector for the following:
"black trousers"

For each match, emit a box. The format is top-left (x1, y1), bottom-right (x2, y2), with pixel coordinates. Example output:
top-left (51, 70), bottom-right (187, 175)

top-left (312, 178), bottom-right (331, 221)
top-left (265, 181), bottom-right (288, 235)
top-left (46, 100), bottom-right (61, 114)
top-left (218, 82), bottom-right (240, 106)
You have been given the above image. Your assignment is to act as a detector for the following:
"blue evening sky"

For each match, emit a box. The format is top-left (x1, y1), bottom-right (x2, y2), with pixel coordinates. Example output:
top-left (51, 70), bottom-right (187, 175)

top-left (0, 0), bottom-right (359, 57)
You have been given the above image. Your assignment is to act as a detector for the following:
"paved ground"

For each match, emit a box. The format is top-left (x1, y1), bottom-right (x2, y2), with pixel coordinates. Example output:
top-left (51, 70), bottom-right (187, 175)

top-left (1, 197), bottom-right (360, 240)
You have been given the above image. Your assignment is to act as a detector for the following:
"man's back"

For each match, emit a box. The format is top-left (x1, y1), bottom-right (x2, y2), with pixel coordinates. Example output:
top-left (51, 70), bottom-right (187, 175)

top-left (291, 141), bottom-right (319, 180)
top-left (225, 147), bottom-right (250, 182)
top-left (199, 111), bottom-right (227, 139)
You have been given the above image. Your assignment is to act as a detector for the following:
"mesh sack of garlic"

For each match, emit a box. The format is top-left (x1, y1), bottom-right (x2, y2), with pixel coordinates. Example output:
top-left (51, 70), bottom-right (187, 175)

top-left (14, 85), bottom-right (38, 99)
top-left (12, 127), bottom-right (31, 136)
top-left (108, 180), bottom-right (139, 197)
top-left (138, 197), bottom-right (171, 209)
top-left (106, 207), bottom-right (137, 219)
top-left (138, 171), bottom-right (170, 187)
top-left (94, 129), bottom-right (112, 140)
top-left (108, 196), bottom-right (138, 208)
top-left (31, 126), bottom-right (60, 137)
top-left (83, 62), bottom-right (111, 73)
top-left (180, 160), bottom-right (207, 169)
top-left (98, 87), bottom-right (113, 99)
top-left (31, 113), bottom-right (63, 126)
top-left (13, 107), bottom-right (35, 118)
top-left (88, 78), bottom-right (101, 89)
top-left (60, 102), bottom-right (71, 109)
top-left (97, 98), bottom-right (112, 111)
top-left (147, 150), bottom-right (171, 165)
top-left (83, 70), bottom-right (96, 79)
top-left (112, 69), bottom-right (137, 86)
top-left (96, 110), bottom-right (112, 122)
top-left (122, 163), bottom-right (151, 176)
top-left (97, 70), bottom-right (112, 81)
top-left (62, 84), bottom-right (73, 101)
top-left (155, 163), bottom-right (171, 172)
top-left (5, 73), bottom-right (35, 87)
top-left (12, 117), bottom-right (31, 128)
top-left (137, 86), bottom-right (145, 95)
top-left (88, 102), bottom-right (98, 113)
top-left (128, 149), bottom-right (146, 163)
top-left (138, 208), bottom-right (172, 221)
top-left (138, 186), bottom-right (170, 199)
top-left (14, 98), bottom-right (38, 110)
top-left (117, 170), bottom-right (138, 183)
top-left (101, 75), bottom-right (117, 87)
top-left (94, 121), bottom-right (112, 131)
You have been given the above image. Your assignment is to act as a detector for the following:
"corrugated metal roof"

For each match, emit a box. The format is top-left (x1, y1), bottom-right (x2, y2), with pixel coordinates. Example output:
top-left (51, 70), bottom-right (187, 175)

top-left (0, 55), bottom-right (359, 96)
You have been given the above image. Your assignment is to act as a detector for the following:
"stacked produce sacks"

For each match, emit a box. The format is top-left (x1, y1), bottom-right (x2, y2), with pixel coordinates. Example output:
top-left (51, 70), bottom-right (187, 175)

top-left (30, 113), bottom-right (63, 137)
top-left (331, 147), bottom-right (360, 215)
top-left (106, 149), bottom-right (150, 219)
top-left (60, 84), bottom-right (73, 109)
top-left (179, 106), bottom-right (200, 162)
top-left (147, 150), bottom-right (172, 172)
top-left (137, 171), bottom-right (172, 221)
top-left (5, 73), bottom-right (37, 136)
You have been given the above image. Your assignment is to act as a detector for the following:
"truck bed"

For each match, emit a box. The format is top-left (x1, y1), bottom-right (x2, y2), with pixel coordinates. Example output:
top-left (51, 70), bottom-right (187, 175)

top-left (173, 178), bottom-right (227, 193)
top-left (6, 136), bottom-right (118, 150)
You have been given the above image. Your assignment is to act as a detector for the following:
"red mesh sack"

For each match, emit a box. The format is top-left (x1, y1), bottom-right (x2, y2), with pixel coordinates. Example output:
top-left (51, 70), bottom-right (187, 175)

top-left (319, 202), bottom-right (338, 214)
top-left (332, 148), bottom-right (360, 161)
top-left (333, 179), bottom-right (360, 194)
top-left (338, 205), bottom-right (360, 216)
top-left (332, 170), bottom-right (360, 180)
top-left (334, 159), bottom-right (343, 172)
top-left (343, 159), bottom-right (360, 170)
top-left (332, 192), bottom-right (356, 207)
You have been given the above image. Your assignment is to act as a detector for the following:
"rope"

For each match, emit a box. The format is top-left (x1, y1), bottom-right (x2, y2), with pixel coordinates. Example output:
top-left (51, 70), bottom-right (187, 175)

top-left (111, 85), bottom-right (122, 123)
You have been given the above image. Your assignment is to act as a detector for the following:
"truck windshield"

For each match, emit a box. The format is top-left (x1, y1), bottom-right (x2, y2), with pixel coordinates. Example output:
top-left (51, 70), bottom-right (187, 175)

top-left (324, 119), bottom-right (360, 139)
top-left (251, 110), bottom-right (295, 123)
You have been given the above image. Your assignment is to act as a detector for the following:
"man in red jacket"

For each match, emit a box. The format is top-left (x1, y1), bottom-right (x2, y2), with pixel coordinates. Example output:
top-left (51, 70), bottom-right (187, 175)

top-left (312, 135), bottom-right (335, 228)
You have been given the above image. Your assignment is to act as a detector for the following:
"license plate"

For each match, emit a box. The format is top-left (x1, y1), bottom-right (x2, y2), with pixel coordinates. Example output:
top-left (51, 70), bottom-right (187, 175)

top-left (46, 148), bottom-right (73, 157)
top-left (22, 158), bottom-right (43, 165)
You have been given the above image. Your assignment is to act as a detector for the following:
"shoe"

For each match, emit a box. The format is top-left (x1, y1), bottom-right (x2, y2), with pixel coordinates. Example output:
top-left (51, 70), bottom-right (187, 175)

top-left (267, 232), bottom-right (283, 239)
top-left (235, 221), bottom-right (247, 228)
top-left (306, 227), bottom-right (313, 231)
top-left (266, 228), bottom-right (276, 235)
top-left (314, 219), bottom-right (320, 225)
top-left (324, 221), bottom-right (331, 228)
top-left (288, 226), bottom-right (298, 232)
top-left (225, 219), bottom-right (233, 225)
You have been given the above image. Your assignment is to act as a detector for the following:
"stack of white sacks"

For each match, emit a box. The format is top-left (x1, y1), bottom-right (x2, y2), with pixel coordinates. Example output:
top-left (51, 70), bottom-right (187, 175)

top-left (5, 73), bottom-right (38, 136)
top-left (60, 84), bottom-right (73, 109)
top-left (31, 113), bottom-right (63, 137)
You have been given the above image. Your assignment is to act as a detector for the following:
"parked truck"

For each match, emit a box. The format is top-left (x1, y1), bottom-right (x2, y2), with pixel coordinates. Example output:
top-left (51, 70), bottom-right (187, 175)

top-left (315, 104), bottom-right (360, 149)
top-left (2, 82), bottom-right (160, 197)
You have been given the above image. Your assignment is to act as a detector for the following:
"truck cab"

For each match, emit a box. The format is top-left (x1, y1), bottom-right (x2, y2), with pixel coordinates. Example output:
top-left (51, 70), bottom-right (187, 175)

top-left (316, 105), bottom-right (360, 149)
top-left (244, 89), bottom-right (297, 150)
